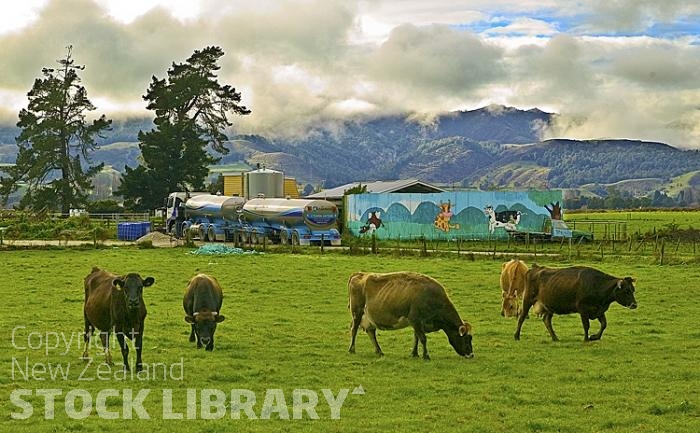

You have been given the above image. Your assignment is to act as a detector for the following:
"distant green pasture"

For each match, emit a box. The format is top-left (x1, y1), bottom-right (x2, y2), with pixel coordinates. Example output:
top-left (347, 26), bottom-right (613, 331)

top-left (566, 209), bottom-right (700, 237)
top-left (1, 248), bottom-right (698, 432)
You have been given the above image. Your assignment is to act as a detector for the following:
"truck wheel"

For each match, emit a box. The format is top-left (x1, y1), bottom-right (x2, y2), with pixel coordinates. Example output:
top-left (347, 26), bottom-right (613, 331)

top-left (208, 226), bottom-right (216, 242)
top-left (251, 230), bottom-right (259, 244)
top-left (291, 231), bottom-right (300, 246)
top-left (198, 226), bottom-right (207, 241)
top-left (280, 230), bottom-right (289, 245)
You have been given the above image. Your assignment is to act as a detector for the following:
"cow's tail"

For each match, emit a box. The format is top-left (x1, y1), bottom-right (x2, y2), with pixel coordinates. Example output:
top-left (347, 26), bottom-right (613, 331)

top-left (347, 272), bottom-right (365, 310)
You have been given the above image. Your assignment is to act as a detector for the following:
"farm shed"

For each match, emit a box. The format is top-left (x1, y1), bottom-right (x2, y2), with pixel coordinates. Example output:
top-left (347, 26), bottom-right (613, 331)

top-left (306, 179), bottom-right (445, 232)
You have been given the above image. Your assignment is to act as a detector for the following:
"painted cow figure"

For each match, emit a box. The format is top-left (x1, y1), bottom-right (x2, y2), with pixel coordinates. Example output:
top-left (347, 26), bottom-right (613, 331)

top-left (500, 259), bottom-right (528, 318)
top-left (82, 267), bottom-right (155, 371)
top-left (184, 274), bottom-right (225, 351)
top-left (348, 271), bottom-right (473, 359)
top-left (514, 264), bottom-right (637, 342)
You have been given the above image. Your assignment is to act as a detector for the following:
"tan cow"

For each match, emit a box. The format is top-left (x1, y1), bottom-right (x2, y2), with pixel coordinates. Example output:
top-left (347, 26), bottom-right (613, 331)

top-left (500, 259), bottom-right (528, 318)
top-left (348, 271), bottom-right (473, 359)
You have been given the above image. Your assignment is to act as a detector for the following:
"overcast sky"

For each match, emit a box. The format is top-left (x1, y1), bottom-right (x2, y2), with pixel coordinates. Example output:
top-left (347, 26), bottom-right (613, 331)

top-left (1, 0), bottom-right (699, 148)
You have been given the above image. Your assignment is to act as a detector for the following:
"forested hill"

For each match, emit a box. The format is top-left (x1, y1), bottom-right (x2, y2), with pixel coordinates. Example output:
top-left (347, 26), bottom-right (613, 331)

top-left (1, 106), bottom-right (700, 196)
top-left (470, 139), bottom-right (700, 188)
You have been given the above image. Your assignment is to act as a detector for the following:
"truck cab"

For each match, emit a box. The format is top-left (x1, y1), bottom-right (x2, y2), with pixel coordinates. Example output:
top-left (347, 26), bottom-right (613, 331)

top-left (164, 192), bottom-right (208, 236)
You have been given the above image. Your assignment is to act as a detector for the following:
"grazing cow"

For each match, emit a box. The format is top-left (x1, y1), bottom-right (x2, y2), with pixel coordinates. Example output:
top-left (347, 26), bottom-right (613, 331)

top-left (183, 274), bottom-right (225, 351)
top-left (82, 267), bottom-right (155, 371)
top-left (514, 264), bottom-right (637, 342)
top-left (347, 271), bottom-right (473, 359)
top-left (500, 259), bottom-right (529, 318)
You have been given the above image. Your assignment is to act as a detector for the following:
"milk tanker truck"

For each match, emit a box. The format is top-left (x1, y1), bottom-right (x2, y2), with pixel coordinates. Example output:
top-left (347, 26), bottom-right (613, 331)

top-left (164, 168), bottom-right (341, 245)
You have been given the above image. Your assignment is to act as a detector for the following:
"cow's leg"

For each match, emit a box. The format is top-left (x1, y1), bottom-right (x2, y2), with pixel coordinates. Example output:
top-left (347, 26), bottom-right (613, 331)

top-left (366, 327), bottom-right (383, 356)
top-left (580, 315), bottom-right (591, 341)
top-left (82, 314), bottom-right (93, 360)
top-left (134, 326), bottom-right (144, 371)
top-left (589, 314), bottom-right (607, 341)
top-left (411, 332), bottom-right (419, 358)
top-left (189, 324), bottom-right (196, 343)
top-left (115, 331), bottom-right (130, 371)
top-left (416, 331), bottom-right (429, 360)
top-left (514, 297), bottom-right (533, 340)
top-left (348, 307), bottom-right (364, 354)
top-left (542, 312), bottom-right (559, 341)
top-left (100, 331), bottom-right (112, 365)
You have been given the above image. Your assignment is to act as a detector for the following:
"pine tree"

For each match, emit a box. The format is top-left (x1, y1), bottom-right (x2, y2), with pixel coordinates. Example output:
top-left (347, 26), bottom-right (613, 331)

top-left (0, 46), bottom-right (111, 212)
top-left (118, 46), bottom-right (250, 210)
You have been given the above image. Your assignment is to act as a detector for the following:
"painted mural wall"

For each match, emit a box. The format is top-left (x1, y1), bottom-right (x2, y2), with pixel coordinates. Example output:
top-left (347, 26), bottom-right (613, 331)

top-left (345, 190), bottom-right (564, 240)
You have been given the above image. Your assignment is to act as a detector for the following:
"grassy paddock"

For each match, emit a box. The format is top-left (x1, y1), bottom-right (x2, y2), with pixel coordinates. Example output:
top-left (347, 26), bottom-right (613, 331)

top-left (566, 209), bottom-right (700, 237)
top-left (1, 247), bottom-right (698, 432)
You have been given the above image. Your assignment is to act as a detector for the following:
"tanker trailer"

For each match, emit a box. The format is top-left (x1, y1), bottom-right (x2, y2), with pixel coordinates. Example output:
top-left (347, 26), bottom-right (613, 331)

top-left (165, 193), bottom-right (246, 241)
top-left (240, 197), bottom-right (341, 246)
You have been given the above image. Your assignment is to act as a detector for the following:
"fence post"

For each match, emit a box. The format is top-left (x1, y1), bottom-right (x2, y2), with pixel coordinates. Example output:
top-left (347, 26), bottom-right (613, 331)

top-left (659, 238), bottom-right (665, 265)
top-left (371, 233), bottom-right (377, 254)
top-left (320, 234), bottom-right (324, 254)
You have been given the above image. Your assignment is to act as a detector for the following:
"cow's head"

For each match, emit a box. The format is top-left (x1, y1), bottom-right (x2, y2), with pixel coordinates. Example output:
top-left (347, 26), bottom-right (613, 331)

top-left (185, 310), bottom-right (225, 350)
top-left (615, 277), bottom-right (637, 309)
top-left (447, 322), bottom-right (474, 358)
top-left (501, 293), bottom-right (519, 318)
top-left (113, 274), bottom-right (154, 310)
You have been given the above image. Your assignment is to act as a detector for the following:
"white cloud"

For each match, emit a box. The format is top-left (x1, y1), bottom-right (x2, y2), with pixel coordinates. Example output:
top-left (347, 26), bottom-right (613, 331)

top-left (0, 0), bottom-right (698, 148)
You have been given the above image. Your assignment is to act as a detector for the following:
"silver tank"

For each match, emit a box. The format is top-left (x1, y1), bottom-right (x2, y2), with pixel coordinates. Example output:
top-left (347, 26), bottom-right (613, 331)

top-left (245, 168), bottom-right (284, 199)
top-left (184, 195), bottom-right (246, 221)
top-left (242, 198), bottom-right (338, 229)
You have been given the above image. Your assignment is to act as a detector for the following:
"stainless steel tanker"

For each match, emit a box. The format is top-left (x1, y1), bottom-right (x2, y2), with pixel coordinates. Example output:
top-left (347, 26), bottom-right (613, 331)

top-left (184, 194), bottom-right (246, 221)
top-left (240, 197), bottom-right (340, 245)
top-left (165, 193), bottom-right (341, 246)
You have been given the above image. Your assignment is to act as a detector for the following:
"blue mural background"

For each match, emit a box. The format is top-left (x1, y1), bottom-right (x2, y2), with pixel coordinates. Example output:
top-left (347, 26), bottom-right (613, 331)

top-left (345, 190), bottom-right (564, 240)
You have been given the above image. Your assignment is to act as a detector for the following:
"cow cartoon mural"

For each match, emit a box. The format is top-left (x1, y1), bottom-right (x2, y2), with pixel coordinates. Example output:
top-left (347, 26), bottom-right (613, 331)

top-left (484, 205), bottom-right (521, 234)
top-left (345, 190), bottom-right (563, 241)
top-left (360, 211), bottom-right (384, 234)
top-left (434, 201), bottom-right (460, 232)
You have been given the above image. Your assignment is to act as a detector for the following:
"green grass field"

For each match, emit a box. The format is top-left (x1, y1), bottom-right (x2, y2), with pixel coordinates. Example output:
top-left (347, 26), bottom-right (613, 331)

top-left (1, 247), bottom-right (698, 432)
top-left (566, 209), bottom-right (700, 238)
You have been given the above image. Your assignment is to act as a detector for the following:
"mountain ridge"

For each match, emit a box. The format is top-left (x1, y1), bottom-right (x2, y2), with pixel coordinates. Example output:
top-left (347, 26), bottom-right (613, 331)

top-left (1, 106), bottom-right (700, 205)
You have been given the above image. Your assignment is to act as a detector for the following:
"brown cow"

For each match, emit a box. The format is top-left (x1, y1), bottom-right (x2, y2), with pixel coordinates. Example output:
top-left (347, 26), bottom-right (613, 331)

top-left (348, 271), bottom-right (473, 359)
top-left (500, 259), bottom-right (528, 317)
top-left (514, 264), bottom-right (637, 342)
top-left (183, 274), bottom-right (225, 351)
top-left (82, 267), bottom-right (154, 371)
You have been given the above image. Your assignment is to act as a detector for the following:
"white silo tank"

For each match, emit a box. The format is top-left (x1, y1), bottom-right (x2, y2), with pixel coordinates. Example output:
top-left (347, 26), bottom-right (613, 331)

top-left (245, 167), bottom-right (284, 199)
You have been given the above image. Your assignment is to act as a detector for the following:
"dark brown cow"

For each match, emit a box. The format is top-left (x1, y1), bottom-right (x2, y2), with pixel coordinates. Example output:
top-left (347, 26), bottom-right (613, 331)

top-left (500, 259), bottom-right (528, 318)
top-left (514, 264), bottom-right (637, 342)
top-left (184, 274), bottom-right (225, 351)
top-left (348, 271), bottom-right (473, 359)
top-left (82, 267), bottom-right (154, 371)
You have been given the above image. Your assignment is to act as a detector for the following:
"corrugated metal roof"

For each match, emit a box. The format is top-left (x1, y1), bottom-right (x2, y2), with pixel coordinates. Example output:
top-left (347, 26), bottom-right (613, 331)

top-left (306, 179), bottom-right (444, 199)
